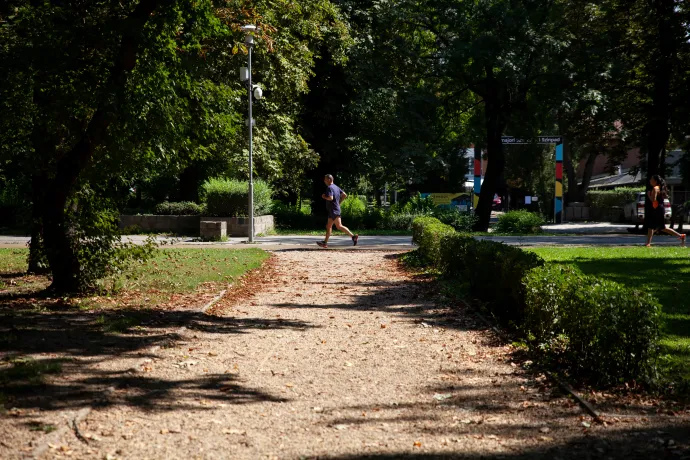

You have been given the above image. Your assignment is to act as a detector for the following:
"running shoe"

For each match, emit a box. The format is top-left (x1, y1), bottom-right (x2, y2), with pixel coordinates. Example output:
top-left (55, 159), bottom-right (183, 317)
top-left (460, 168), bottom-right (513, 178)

top-left (317, 241), bottom-right (328, 248)
top-left (352, 234), bottom-right (359, 246)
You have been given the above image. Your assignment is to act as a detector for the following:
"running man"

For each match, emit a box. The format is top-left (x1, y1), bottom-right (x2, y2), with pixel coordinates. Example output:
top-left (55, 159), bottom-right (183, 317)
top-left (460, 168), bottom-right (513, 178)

top-left (317, 174), bottom-right (358, 248)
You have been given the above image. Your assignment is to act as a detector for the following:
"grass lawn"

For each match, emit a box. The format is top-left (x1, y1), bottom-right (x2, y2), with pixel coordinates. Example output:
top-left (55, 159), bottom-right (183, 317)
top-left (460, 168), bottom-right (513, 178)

top-left (273, 228), bottom-right (412, 236)
top-left (530, 247), bottom-right (690, 383)
top-left (0, 248), bottom-right (269, 306)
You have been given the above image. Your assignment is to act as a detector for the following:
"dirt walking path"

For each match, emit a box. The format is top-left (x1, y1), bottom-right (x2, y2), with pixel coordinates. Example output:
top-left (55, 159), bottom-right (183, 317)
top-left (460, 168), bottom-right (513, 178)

top-left (3, 250), bottom-right (689, 460)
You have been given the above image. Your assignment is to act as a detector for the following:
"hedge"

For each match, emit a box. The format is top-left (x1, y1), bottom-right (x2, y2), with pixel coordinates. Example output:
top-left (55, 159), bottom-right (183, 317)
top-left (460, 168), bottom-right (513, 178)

top-left (154, 201), bottom-right (204, 216)
top-left (202, 178), bottom-right (273, 217)
top-left (412, 217), bottom-right (455, 263)
top-left (411, 216), bottom-right (662, 385)
top-left (586, 187), bottom-right (644, 209)
top-left (495, 210), bottom-right (544, 234)
top-left (524, 265), bottom-right (661, 385)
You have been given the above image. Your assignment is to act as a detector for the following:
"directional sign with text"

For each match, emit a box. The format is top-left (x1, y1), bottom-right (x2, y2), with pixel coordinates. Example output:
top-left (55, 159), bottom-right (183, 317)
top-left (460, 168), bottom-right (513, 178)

top-left (501, 136), bottom-right (563, 145)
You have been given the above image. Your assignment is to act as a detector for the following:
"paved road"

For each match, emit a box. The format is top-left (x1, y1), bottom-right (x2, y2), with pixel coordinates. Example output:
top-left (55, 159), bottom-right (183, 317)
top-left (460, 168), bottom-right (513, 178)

top-left (1, 233), bottom-right (685, 248)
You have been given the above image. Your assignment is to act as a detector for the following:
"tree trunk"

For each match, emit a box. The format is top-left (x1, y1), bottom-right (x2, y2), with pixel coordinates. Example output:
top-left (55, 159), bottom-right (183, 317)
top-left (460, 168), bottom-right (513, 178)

top-left (577, 151), bottom-right (599, 201)
top-left (643, 0), bottom-right (674, 230)
top-left (474, 86), bottom-right (507, 231)
top-left (40, 0), bottom-right (161, 293)
top-left (563, 136), bottom-right (579, 203)
top-left (179, 164), bottom-right (200, 202)
top-left (28, 174), bottom-right (49, 274)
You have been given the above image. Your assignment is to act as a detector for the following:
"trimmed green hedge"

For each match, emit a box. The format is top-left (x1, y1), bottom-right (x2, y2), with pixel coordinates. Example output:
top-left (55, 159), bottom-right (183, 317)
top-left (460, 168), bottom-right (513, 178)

top-left (412, 217), bottom-right (455, 263)
top-left (202, 178), bottom-right (273, 217)
top-left (586, 187), bottom-right (643, 209)
top-left (524, 265), bottom-right (661, 385)
top-left (154, 201), bottom-right (204, 216)
top-left (411, 216), bottom-right (662, 385)
top-left (495, 210), bottom-right (544, 234)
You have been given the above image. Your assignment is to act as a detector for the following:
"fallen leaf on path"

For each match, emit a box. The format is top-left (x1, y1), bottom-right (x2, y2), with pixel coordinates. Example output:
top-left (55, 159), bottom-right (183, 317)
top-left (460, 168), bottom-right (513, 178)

top-left (413, 441), bottom-right (422, 448)
top-left (334, 424), bottom-right (348, 430)
top-left (540, 427), bottom-right (550, 433)
top-left (433, 393), bottom-right (452, 401)
top-left (222, 429), bottom-right (246, 435)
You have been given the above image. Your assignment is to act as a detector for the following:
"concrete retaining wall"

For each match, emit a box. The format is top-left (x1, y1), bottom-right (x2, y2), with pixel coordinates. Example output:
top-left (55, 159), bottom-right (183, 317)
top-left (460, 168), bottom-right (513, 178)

top-left (118, 215), bottom-right (274, 237)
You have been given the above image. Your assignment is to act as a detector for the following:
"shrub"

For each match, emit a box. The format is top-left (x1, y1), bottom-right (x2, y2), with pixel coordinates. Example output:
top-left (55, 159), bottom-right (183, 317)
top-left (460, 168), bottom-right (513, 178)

top-left (462, 240), bottom-right (544, 322)
top-left (412, 216), bottom-right (443, 245)
top-left (438, 232), bottom-right (474, 275)
top-left (586, 187), bottom-right (643, 209)
top-left (412, 216), bottom-right (455, 264)
top-left (273, 202), bottom-right (321, 229)
top-left (202, 178), bottom-right (273, 217)
top-left (154, 201), bottom-right (204, 216)
top-left (382, 212), bottom-right (423, 231)
top-left (341, 196), bottom-right (367, 221)
top-left (524, 265), bottom-right (661, 385)
top-left (402, 193), bottom-right (436, 214)
top-left (495, 210), bottom-right (544, 234)
top-left (432, 209), bottom-right (477, 232)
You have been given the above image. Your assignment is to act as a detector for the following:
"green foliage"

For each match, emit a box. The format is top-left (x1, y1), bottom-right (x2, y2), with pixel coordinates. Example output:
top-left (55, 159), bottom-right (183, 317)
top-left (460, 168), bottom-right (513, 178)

top-left (432, 209), bottom-right (478, 233)
top-left (409, 219), bottom-right (665, 385)
top-left (341, 196), bottom-right (367, 221)
top-left (411, 216), bottom-right (455, 264)
top-left (495, 210), bottom-right (545, 234)
top-left (154, 201), bottom-right (204, 216)
top-left (400, 193), bottom-right (436, 214)
top-left (202, 178), bottom-right (273, 217)
top-left (586, 187), bottom-right (644, 209)
top-left (524, 265), bottom-right (662, 385)
top-left (412, 216), bottom-right (443, 245)
top-left (462, 240), bottom-right (545, 322)
top-left (273, 202), bottom-right (320, 229)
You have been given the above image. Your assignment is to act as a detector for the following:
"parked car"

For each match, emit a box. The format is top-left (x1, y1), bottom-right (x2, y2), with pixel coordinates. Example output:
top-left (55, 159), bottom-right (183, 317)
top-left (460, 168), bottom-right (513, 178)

top-left (492, 194), bottom-right (502, 210)
top-left (623, 192), bottom-right (671, 228)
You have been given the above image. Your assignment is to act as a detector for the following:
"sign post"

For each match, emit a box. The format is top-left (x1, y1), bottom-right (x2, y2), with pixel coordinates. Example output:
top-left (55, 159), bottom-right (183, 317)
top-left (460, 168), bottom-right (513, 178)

top-left (500, 136), bottom-right (564, 224)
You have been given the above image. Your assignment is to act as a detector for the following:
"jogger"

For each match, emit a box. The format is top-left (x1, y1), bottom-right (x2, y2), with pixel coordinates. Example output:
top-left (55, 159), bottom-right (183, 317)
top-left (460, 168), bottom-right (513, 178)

top-left (317, 174), bottom-right (358, 248)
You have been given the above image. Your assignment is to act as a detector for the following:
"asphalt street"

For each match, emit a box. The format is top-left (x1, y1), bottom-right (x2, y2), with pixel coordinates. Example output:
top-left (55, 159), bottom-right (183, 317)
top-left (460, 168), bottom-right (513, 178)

top-left (0, 233), bottom-right (685, 249)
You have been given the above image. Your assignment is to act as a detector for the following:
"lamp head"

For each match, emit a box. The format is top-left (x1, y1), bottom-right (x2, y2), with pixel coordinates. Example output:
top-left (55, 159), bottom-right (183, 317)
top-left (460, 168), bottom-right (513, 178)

top-left (253, 86), bottom-right (263, 100)
top-left (241, 24), bottom-right (257, 32)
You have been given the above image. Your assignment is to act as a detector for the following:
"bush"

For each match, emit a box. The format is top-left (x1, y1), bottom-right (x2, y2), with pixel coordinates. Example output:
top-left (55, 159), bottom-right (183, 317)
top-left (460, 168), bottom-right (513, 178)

top-left (341, 196), bottom-right (367, 221)
top-left (412, 216), bottom-right (455, 263)
top-left (432, 209), bottom-right (477, 232)
top-left (586, 187), bottom-right (643, 209)
top-left (462, 240), bottom-right (544, 322)
top-left (154, 201), bottom-right (204, 216)
top-left (524, 265), bottom-right (661, 385)
top-left (273, 202), bottom-right (320, 229)
top-left (495, 210), bottom-right (544, 234)
top-left (202, 178), bottom-right (273, 217)
top-left (438, 232), bottom-right (474, 275)
top-left (409, 214), bottom-right (662, 386)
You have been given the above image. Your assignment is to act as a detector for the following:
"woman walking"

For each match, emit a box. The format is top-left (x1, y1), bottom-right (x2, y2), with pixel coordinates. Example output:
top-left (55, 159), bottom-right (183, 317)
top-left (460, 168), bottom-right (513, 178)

top-left (645, 175), bottom-right (686, 247)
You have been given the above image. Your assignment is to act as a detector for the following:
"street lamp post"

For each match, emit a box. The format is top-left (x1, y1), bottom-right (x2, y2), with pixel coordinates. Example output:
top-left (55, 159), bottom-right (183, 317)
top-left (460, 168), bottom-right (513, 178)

top-left (241, 25), bottom-right (259, 242)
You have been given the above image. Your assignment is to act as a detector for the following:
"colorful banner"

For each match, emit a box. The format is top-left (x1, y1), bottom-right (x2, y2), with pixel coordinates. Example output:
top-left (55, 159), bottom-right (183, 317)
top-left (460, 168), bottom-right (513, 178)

top-left (473, 147), bottom-right (481, 208)
top-left (421, 193), bottom-right (472, 211)
top-left (555, 143), bottom-right (563, 223)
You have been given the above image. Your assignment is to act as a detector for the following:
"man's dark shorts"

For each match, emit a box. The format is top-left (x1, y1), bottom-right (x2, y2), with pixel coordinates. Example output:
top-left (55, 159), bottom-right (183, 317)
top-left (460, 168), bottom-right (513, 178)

top-left (328, 212), bottom-right (341, 220)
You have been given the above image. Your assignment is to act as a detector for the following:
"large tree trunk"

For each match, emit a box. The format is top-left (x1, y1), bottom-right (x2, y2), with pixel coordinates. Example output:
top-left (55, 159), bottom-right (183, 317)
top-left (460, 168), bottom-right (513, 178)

top-left (643, 0), bottom-right (673, 231)
top-left (474, 84), bottom-right (507, 231)
top-left (28, 174), bottom-right (49, 274)
top-left (41, 0), bottom-right (161, 293)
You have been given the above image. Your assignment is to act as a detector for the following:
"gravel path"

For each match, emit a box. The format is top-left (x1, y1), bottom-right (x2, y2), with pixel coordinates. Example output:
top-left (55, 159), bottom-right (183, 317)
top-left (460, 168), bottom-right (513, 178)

top-left (3, 250), bottom-right (688, 459)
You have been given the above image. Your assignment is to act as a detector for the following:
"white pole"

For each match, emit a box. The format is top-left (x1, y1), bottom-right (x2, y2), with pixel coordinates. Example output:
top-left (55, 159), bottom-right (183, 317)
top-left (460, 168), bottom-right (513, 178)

top-left (247, 41), bottom-right (254, 242)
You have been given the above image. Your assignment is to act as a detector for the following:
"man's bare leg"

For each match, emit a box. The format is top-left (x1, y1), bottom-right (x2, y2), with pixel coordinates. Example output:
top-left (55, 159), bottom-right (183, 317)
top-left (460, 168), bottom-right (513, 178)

top-left (334, 217), bottom-right (354, 237)
top-left (324, 218), bottom-right (335, 244)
